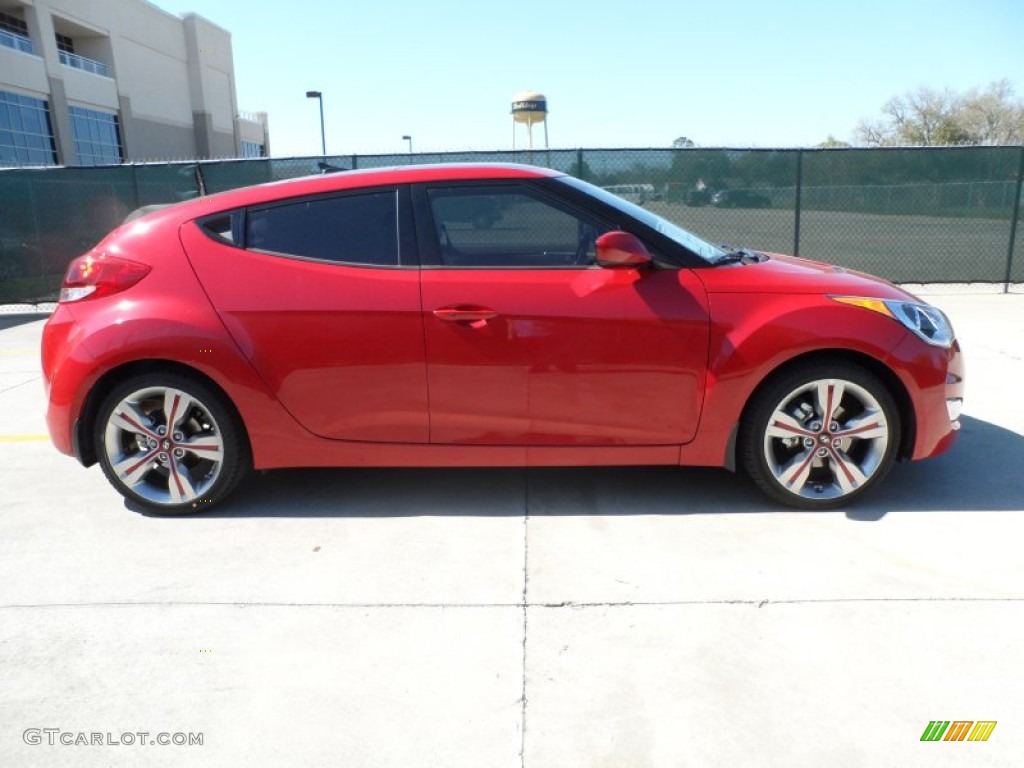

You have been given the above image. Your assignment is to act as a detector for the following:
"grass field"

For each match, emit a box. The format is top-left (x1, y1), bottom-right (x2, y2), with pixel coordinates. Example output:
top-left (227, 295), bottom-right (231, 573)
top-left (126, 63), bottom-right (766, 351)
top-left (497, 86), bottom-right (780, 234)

top-left (648, 203), bottom-right (1017, 283)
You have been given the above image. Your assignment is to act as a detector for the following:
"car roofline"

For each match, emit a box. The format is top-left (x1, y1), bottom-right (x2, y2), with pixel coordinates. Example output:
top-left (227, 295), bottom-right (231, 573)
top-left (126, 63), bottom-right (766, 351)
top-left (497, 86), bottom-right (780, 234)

top-left (139, 162), bottom-right (564, 225)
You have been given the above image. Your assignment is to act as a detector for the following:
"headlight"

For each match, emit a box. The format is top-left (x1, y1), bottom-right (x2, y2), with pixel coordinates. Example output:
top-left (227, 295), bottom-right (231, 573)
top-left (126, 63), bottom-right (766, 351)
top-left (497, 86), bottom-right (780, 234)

top-left (831, 297), bottom-right (955, 348)
top-left (887, 302), bottom-right (954, 347)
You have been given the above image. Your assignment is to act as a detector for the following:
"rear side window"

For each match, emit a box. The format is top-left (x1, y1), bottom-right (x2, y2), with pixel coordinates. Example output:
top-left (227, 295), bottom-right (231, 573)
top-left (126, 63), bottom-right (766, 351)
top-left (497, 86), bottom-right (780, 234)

top-left (200, 212), bottom-right (242, 244)
top-left (246, 190), bottom-right (399, 266)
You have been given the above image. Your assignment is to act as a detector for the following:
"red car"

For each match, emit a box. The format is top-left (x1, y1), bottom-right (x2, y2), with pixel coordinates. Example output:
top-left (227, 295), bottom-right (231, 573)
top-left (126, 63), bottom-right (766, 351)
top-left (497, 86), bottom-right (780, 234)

top-left (41, 163), bottom-right (963, 513)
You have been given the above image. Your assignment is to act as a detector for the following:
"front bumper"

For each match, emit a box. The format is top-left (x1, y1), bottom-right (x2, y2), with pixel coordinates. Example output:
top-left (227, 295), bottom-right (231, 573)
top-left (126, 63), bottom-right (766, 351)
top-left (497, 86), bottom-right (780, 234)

top-left (886, 334), bottom-right (964, 461)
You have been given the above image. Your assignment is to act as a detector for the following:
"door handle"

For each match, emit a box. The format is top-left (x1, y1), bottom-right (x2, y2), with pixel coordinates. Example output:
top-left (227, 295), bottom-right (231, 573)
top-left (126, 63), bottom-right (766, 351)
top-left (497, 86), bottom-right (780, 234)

top-left (433, 307), bottom-right (498, 323)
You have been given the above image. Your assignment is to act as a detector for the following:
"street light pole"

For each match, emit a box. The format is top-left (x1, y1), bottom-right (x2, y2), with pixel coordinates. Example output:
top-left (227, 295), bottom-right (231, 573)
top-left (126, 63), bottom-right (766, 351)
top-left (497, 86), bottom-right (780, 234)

top-left (306, 91), bottom-right (325, 157)
top-left (402, 135), bottom-right (413, 154)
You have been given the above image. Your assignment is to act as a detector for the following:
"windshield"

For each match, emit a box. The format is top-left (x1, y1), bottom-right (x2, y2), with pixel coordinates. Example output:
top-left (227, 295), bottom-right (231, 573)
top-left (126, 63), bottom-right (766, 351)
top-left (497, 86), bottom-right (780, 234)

top-left (555, 175), bottom-right (727, 263)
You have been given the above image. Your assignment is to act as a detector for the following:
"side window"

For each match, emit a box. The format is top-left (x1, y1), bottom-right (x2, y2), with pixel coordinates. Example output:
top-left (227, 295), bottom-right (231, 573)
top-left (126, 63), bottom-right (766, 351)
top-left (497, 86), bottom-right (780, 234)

top-left (426, 186), bottom-right (607, 267)
top-left (199, 211), bottom-right (243, 245)
top-left (246, 190), bottom-right (399, 266)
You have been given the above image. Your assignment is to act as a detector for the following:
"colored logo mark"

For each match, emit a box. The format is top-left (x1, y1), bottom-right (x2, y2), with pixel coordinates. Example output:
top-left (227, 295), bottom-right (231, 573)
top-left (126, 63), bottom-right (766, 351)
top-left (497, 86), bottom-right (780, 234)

top-left (921, 721), bottom-right (996, 742)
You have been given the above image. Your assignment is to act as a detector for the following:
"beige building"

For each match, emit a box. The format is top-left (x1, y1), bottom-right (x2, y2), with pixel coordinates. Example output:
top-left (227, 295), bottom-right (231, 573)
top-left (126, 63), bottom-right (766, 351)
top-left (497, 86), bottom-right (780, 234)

top-left (0, 0), bottom-right (269, 166)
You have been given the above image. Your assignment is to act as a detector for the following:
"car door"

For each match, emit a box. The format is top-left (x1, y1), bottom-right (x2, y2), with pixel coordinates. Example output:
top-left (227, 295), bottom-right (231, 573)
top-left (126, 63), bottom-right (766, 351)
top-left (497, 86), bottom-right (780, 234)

top-left (181, 186), bottom-right (429, 443)
top-left (416, 181), bottom-right (710, 446)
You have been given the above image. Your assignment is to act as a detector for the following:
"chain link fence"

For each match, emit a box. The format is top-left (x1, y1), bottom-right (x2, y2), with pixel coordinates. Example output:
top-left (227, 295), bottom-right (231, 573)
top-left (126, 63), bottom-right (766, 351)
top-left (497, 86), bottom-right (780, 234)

top-left (2, 146), bottom-right (1022, 303)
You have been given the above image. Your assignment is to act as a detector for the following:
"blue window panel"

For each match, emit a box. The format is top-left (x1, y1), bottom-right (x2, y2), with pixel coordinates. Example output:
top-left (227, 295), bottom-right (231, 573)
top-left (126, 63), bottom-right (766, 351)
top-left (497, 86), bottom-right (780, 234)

top-left (9, 105), bottom-right (24, 132)
top-left (22, 107), bottom-right (42, 134)
top-left (68, 105), bottom-right (122, 166)
top-left (0, 90), bottom-right (56, 166)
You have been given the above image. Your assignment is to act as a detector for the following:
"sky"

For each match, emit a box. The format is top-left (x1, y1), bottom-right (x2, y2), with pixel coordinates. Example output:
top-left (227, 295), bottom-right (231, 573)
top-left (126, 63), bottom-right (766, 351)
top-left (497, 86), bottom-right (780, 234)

top-left (160, 0), bottom-right (1024, 158)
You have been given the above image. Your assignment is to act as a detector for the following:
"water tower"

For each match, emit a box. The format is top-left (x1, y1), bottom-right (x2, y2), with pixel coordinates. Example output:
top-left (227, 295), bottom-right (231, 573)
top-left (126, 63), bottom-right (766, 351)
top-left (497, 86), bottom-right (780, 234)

top-left (511, 92), bottom-right (548, 155)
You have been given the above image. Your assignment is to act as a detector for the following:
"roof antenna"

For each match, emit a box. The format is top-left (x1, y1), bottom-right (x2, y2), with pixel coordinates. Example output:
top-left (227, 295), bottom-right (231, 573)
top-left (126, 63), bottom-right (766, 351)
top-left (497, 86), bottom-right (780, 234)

top-left (317, 161), bottom-right (348, 174)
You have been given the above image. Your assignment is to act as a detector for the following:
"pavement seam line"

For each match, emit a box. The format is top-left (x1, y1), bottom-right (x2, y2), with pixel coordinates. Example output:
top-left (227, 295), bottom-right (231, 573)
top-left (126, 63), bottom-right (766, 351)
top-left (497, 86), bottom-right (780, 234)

top-left (520, 468), bottom-right (529, 768)
top-left (532, 596), bottom-right (1024, 608)
top-left (0, 597), bottom-right (1020, 611)
top-left (0, 602), bottom-right (524, 610)
top-left (0, 375), bottom-right (41, 395)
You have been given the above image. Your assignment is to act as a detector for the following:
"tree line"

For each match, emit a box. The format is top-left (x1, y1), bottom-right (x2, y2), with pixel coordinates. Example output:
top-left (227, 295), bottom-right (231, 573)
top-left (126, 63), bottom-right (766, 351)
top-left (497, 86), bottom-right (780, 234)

top-left (855, 80), bottom-right (1024, 147)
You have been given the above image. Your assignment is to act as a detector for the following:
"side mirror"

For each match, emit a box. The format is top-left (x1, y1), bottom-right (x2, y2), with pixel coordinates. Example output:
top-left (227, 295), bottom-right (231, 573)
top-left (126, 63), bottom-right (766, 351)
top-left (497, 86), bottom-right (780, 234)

top-left (595, 231), bottom-right (653, 268)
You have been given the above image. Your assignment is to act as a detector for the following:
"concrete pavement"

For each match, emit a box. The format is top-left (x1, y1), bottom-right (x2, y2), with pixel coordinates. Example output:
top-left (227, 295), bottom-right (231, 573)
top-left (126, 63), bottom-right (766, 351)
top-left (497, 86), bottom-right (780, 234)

top-left (1, 294), bottom-right (1022, 767)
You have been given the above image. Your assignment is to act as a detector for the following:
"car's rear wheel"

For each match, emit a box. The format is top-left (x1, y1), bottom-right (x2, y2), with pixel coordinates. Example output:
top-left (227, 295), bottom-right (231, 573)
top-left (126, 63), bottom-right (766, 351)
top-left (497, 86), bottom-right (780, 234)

top-left (740, 361), bottom-right (900, 509)
top-left (94, 373), bottom-right (250, 514)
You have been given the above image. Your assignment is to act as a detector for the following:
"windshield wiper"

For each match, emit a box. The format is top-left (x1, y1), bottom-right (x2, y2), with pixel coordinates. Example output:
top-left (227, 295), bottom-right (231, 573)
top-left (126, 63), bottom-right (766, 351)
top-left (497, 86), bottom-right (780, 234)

top-left (712, 247), bottom-right (762, 266)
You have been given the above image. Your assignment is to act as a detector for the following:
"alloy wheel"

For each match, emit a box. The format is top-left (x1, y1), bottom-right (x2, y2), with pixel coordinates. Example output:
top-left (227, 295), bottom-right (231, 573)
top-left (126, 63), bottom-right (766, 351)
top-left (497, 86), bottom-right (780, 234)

top-left (762, 378), bottom-right (890, 502)
top-left (102, 385), bottom-right (225, 507)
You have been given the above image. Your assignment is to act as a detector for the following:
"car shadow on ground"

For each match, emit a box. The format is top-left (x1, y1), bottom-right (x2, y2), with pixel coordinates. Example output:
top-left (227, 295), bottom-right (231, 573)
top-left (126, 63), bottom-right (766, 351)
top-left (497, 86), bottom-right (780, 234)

top-left (847, 415), bottom-right (1024, 519)
top-left (171, 416), bottom-right (1023, 520)
top-left (0, 313), bottom-right (50, 331)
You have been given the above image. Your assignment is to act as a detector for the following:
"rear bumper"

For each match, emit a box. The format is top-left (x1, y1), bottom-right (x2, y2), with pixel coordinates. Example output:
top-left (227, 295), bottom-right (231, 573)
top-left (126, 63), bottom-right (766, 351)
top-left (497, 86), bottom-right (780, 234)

top-left (41, 305), bottom-right (95, 462)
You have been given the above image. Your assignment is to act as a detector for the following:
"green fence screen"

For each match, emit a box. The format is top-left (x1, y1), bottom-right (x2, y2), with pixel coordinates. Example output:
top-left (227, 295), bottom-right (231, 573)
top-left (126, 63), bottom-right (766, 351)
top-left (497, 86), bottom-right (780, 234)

top-left (2, 146), bottom-right (1022, 303)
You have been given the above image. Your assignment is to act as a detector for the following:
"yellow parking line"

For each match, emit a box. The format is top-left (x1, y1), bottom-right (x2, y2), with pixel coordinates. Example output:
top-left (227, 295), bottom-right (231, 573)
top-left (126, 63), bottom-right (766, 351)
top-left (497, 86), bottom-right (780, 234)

top-left (0, 435), bottom-right (50, 442)
top-left (0, 350), bottom-right (38, 356)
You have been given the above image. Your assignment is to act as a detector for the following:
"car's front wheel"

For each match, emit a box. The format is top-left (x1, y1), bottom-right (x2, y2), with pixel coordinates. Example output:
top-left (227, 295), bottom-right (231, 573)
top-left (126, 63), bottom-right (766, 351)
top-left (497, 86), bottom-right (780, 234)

top-left (740, 361), bottom-right (900, 509)
top-left (94, 372), bottom-right (250, 514)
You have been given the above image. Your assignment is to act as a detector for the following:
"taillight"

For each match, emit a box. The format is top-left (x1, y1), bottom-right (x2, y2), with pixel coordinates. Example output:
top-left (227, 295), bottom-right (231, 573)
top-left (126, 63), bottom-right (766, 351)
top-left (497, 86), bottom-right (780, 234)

top-left (59, 253), bottom-right (151, 303)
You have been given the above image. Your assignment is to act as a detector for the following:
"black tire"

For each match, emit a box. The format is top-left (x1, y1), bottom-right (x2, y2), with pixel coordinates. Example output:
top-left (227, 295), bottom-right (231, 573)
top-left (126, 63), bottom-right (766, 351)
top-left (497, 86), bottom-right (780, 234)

top-left (94, 372), bottom-right (250, 514)
top-left (739, 360), bottom-right (900, 509)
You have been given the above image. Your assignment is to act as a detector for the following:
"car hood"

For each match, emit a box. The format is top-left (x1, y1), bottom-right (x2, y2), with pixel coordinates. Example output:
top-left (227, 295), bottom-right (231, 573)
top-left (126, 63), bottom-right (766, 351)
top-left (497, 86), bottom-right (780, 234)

top-left (695, 252), bottom-right (919, 301)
